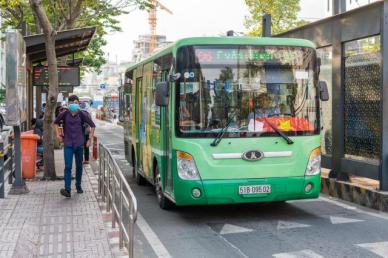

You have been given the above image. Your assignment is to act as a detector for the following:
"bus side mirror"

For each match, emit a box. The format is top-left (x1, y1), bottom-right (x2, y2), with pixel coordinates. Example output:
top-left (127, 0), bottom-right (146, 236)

top-left (155, 82), bottom-right (169, 107)
top-left (319, 81), bottom-right (329, 101)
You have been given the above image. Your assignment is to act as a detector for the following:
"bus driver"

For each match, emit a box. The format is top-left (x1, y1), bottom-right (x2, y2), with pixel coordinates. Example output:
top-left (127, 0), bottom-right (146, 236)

top-left (248, 93), bottom-right (280, 120)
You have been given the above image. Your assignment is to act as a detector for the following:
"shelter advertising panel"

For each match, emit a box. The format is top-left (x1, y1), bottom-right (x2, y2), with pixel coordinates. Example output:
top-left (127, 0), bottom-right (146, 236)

top-left (5, 30), bottom-right (27, 126)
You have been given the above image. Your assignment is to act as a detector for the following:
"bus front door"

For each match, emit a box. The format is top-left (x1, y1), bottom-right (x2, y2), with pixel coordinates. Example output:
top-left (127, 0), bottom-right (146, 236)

top-left (135, 78), bottom-right (143, 174)
top-left (161, 81), bottom-right (174, 196)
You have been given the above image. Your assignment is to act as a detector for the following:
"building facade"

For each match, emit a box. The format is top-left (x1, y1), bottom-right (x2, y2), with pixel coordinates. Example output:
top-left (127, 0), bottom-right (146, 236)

top-left (325, 0), bottom-right (379, 15)
top-left (131, 35), bottom-right (171, 63)
top-left (0, 17), bottom-right (7, 106)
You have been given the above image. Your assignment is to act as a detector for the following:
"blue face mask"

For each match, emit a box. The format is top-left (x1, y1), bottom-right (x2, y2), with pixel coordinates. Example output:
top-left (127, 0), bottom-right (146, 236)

top-left (69, 103), bottom-right (79, 112)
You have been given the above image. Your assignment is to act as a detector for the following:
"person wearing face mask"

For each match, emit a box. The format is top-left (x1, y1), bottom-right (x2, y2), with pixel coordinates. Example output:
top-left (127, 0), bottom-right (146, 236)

top-left (53, 95), bottom-right (96, 198)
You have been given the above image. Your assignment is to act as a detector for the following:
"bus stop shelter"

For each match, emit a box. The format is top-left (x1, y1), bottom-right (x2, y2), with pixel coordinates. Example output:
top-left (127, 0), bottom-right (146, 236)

top-left (24, 27), bottom-right (95, 125)
top-left (277, 0), bottom-right (388, 190)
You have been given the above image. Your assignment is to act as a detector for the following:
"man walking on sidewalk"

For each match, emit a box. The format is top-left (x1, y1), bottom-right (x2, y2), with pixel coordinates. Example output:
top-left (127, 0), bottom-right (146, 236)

top-left (54, 95), bottom-right (96, 198)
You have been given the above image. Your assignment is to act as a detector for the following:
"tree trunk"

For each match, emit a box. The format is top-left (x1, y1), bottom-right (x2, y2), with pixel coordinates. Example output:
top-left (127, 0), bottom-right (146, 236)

top-left (30, 0), bottom-right (58, 179)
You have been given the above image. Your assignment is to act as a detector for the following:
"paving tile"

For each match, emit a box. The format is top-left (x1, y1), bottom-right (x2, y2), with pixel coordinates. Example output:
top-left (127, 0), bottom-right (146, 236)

top-left (0, 201), bottom-right (18, 211)
top-left (0, 150), bottom-right (115, 258)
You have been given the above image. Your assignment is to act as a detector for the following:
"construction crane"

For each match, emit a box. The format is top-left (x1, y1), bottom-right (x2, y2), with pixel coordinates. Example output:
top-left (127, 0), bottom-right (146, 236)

top-left (148, 0), bottom-right (173, 53)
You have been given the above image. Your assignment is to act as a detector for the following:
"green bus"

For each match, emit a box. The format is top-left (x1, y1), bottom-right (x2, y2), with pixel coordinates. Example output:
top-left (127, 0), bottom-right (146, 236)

top-left (120, 37), bottom-right (329, 209)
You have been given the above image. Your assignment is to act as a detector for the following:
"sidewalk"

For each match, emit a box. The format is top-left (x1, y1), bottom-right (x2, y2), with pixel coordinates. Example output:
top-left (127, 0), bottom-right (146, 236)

top-left (0, 149), bottom-right (124, 257)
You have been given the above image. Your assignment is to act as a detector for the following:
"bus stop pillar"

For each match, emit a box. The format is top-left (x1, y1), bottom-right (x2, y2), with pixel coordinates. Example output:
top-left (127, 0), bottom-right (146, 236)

top-left (329, 18), bottom-right (348, 181)
top-left (36, 86), bottom-right (42, 117)
top-left (379, 0), bottom-right (388, 191)
top-left (9, 126), bottom-right (29, 194)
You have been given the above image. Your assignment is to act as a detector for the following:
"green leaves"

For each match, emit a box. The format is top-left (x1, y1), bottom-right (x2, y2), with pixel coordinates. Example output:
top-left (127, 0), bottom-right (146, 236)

top-left (0, 0), bottom-right (152, 72)
top-left (244, 0), bottom-right (307, 36)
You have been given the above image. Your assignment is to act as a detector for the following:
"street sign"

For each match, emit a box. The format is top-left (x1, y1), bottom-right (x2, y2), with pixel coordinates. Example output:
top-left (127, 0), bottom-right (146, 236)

top-left (33, 66), bottom-right (80, 86)
top-left (99, 83), bottom-right (106, 90)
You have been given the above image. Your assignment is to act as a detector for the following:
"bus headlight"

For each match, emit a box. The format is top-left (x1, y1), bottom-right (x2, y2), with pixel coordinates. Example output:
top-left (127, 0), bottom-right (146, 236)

top-left (177, 151), bottom-right (200, 180)
top-left (305, 147), bottom-right (321, 176)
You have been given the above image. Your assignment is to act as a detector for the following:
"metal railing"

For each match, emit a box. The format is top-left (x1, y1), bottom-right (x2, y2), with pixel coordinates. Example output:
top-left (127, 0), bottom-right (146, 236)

top-left (0, 140), bottom-right (15, 198)
top-left (98, 143), bottom-right (138, 258)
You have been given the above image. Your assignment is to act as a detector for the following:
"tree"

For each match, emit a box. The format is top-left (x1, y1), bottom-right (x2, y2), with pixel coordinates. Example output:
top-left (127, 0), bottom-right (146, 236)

top-left (244, 0), bottom-right (307, 36)
top-left (29, 0), bottom-right (58, 179)
top-left (1, 0), bottom-right (151, 179)
top-left (1, 0), bottom-right (151, 72)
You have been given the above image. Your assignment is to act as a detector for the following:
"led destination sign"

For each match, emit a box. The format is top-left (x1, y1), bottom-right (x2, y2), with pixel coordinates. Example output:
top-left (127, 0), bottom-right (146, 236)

top-left (33, 66), bottom-right (80, 86)
top-left (194, 47), bottom-right (307, 66)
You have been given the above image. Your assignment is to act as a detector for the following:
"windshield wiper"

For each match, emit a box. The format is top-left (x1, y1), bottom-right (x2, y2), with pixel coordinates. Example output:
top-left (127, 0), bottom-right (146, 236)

top-left (264, 118), bottom-right (294, 145)
top-left (210, 114), bottom-right (235, 147)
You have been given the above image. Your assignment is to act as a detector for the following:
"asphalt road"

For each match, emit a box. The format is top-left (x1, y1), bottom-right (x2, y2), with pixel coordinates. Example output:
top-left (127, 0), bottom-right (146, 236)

top-left (95, 120), bottom-right (388, 258)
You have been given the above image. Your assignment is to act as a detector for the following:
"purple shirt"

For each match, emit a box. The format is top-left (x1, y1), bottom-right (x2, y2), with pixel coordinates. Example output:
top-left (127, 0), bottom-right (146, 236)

top-left (54, 110), bottom-right (96, 147)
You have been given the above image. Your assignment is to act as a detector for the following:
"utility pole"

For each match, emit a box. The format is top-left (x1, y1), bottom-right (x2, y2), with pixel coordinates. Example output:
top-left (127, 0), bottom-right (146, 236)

top-left (262, 14), bottom-right (272, 37)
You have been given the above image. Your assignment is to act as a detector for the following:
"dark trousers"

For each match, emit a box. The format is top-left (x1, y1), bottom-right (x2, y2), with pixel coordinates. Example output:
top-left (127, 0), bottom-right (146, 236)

top-left (84, 134), bottom-right (90, 162)
top-left (64, 145), bottom-right (84, 191)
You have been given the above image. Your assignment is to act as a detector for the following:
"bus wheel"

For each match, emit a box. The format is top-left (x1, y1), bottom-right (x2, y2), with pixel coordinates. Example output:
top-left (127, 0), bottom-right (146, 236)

top-left (132, 150), bottom-right (145, 185)
top-left (154, 166), bottom-right (173, 210)
top-left (135, 169), bottom-right (146, 186)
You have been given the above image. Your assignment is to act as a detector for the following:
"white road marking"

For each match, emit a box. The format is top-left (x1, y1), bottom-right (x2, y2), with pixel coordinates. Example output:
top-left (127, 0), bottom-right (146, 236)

top-left (218, 234), bottom-right (249, 258)
top-left (319, 196), bottom-right (356, 210)
top-left (356, 241), bottom-right (388, 258)
top-left (205, 224), bottom-right (248, 258)
top-left (108, 148), bottom-right (124, 151)
top-left (277, 221), bottom-right (311, 230)
top-left (319, 196), bottom-right (388, 221)
top-left (101, 143), bottom-right (121, 147)
top-left (136, 213), bottom-right (172, 258)
top-left (329, 216), bottom-right (364, 224)
top-left (112, 155), bottom-right (126, 160)
top-left (219, 224), bottom-right (253, 235)
top-left (273, 249), bottom-right (325, 258)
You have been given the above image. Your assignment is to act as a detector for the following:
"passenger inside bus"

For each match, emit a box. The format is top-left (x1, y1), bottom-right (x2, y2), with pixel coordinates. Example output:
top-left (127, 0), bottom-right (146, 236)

top-left (248, 93), bottom-right (280, 120)
top-left (179, 83), bottom-right (201, 129)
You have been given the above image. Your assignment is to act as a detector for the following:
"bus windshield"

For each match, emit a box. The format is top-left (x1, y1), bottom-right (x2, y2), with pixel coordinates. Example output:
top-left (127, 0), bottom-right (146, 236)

top-left (176, 45), bottom-right (319, 138)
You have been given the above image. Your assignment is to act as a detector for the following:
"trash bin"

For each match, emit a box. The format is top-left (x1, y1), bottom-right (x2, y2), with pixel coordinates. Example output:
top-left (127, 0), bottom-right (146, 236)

top-left (21, 133), bottom-right (40, 179)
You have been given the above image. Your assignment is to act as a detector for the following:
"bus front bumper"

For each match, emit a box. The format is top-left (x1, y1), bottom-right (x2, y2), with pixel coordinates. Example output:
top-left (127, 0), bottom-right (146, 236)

top-left (173, 175), bottom-right (321, 206)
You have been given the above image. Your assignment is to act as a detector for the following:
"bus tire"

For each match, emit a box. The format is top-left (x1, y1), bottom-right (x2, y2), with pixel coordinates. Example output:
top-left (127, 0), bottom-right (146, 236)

top-left (135, 170), bottom-right (146, 186)
top-left (154, 165), bottom-right (173, 210)
top-left (132, 149), bottom-right (146, 185)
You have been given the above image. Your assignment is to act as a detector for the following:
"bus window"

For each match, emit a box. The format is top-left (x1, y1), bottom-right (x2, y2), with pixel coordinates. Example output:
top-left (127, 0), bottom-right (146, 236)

top-left (119, 86), bottom-right (124, 122)
top-left (152, 54), bottom-right (172, 127)
top-left (123, 71), bottom-right (134, 121)
top-left (176, 45), bottom-right (318, 137)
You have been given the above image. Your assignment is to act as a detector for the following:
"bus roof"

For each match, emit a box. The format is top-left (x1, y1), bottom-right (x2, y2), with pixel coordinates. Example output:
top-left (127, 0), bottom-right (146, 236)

top-left (125, 37), bottom-right (315, 73)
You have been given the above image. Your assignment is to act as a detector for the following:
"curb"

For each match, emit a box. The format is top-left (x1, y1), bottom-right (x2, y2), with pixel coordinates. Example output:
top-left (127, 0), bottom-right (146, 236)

top-left (321, 177), bottom-right (388, 212)
top-left (84, 164), bottom-right (129, 258)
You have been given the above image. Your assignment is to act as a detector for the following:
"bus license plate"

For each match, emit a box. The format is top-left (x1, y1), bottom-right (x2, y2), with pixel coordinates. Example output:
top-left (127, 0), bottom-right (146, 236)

top-left (239, 185), bottom-right (271, 195)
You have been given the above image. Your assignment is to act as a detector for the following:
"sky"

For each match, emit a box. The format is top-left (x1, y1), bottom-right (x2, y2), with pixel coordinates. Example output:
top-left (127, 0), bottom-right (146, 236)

top-left (102, 0), bottom-right (328, 63)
